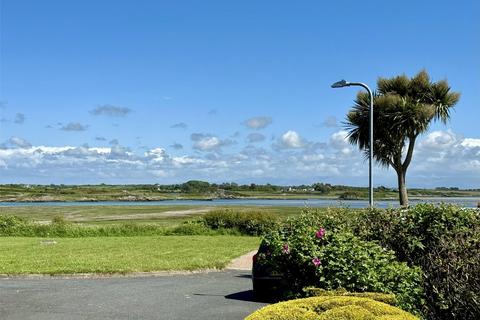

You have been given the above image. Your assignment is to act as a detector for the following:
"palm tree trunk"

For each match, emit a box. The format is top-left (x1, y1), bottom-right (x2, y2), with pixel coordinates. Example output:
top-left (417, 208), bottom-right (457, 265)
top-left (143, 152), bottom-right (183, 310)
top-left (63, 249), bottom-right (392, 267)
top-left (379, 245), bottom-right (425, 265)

top-left (396, 136), bottom-right (416, 207)
top-left (396, 168), bottom-right (408, 206)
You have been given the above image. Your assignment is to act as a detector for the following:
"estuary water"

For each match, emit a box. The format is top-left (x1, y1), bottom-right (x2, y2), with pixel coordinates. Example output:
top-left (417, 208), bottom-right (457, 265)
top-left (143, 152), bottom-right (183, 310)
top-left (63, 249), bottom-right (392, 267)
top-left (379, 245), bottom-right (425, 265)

top-left (0, 197), bottom-right (479, 208)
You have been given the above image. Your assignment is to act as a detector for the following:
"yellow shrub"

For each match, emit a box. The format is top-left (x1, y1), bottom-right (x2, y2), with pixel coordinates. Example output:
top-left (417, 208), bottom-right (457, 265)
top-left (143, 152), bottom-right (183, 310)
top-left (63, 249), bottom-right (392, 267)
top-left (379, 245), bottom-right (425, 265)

top-left (245, 296), bottom-right (419, 320)
top-left (303, 287), bottom-right (397, 306)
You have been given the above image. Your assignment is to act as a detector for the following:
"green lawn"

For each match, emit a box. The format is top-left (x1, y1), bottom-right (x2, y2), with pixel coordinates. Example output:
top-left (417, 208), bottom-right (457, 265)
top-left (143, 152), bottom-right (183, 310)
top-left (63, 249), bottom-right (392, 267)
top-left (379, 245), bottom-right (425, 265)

top-left (0, 236), bottom-right (260, 275)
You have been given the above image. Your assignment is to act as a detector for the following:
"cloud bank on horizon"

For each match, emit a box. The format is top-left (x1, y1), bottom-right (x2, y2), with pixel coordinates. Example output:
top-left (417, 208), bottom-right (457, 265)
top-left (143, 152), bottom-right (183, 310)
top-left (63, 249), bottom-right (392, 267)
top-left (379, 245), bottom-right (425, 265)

top-left (0, 129), bottom-right (478, 188)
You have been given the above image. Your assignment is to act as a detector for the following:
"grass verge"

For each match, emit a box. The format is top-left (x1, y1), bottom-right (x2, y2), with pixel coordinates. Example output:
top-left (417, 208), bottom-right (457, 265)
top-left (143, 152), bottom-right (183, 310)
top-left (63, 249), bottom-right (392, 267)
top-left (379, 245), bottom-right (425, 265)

top-left (0, 235), bottom-right (260, 275)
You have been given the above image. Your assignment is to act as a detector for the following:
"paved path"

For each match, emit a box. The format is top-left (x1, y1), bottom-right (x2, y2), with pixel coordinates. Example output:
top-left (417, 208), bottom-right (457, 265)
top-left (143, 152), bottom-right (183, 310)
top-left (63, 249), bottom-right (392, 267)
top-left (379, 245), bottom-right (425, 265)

top-left (0, 270), bottom-right (267, 320)
top-left (226, 250), bottom-right (257, 270)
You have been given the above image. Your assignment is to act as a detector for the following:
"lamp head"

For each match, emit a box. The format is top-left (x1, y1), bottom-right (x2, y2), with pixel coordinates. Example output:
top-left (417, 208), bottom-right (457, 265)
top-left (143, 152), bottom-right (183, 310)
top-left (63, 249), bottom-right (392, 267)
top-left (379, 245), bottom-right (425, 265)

top-left (331, 80), bottom-right (350, 88)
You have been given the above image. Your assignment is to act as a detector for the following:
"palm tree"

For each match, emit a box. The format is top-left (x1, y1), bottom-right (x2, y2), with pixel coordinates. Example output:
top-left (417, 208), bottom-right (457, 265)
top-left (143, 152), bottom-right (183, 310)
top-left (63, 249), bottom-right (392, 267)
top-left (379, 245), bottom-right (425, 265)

top-left (345, 70), bottom-right (460, 206)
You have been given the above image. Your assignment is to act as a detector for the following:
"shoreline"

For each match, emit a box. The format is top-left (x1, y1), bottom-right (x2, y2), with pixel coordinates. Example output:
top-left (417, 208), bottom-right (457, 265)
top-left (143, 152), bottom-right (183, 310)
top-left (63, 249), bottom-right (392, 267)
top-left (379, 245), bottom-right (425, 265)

top-left (1, 195), bottom-right (479, 203)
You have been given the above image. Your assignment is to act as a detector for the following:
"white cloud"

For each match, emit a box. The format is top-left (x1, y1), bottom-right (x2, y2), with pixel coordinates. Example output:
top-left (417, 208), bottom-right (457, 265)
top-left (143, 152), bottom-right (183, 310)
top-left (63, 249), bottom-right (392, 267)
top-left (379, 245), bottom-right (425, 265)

top-left (420, 130), bottom-right (457, 150)
top-left (302, 154), bottom-right (325, 162)
top-left (9, 137), bottom-right (31, 148)
top-left (329, 130), bottom-right (354, 156)
top-left (330, 130), bottom-right (349, 149)
top-left (244, 116), bottom-right (272, 130)
top-left (279, 130), bottom-right (305, 149)
top-left (145, 148), bottom-right (168, 163)
top-left (196, 137), bottom-right (221, 151)
top-left (461, 138), bottom-right (480, 148)
top-left (190, 133), bottom-right (235, 151)
top-left (172, 156), bottom-right (205, 167)
top-left (109, 145), bottom-right (133, 159)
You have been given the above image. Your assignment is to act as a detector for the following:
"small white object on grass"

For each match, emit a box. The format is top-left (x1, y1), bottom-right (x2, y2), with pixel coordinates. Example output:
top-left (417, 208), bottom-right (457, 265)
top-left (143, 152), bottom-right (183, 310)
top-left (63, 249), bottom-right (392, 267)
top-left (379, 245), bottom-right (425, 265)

top-left (40, 240), bottom-right (57, 245)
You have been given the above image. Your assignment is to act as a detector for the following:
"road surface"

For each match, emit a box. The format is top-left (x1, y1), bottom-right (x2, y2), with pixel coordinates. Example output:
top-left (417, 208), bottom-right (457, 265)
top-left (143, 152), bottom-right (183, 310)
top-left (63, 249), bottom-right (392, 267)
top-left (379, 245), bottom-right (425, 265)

top-left (0, 270), bottom-right (267, 320)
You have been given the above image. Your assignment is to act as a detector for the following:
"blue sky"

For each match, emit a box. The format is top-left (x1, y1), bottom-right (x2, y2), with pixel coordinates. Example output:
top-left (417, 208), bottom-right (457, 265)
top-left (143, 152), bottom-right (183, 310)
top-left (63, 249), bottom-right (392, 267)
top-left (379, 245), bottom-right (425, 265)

top-left (0, 0), bottom-right (479, 187)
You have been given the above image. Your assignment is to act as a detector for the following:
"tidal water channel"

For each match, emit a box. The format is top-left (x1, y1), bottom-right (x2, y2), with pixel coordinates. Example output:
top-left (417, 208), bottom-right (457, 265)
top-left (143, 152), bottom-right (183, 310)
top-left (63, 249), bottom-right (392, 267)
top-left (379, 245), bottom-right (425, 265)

top-left (1, 197), bottom-right (478, 208)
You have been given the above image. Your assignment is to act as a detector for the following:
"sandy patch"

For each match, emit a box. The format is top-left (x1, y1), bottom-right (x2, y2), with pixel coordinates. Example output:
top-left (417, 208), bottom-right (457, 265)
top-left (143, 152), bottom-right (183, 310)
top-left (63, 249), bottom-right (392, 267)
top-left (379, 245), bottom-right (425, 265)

top-left (72, 207), bottom-right (213, 222)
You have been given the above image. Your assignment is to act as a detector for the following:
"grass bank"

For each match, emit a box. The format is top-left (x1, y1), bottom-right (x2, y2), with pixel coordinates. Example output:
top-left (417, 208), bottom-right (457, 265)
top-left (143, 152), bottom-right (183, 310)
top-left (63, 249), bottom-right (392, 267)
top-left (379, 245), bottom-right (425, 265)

top-left (0, 207), bottom-right (285, 237)
top-left (0, 205), bottom-right (299, 225)
top-left (0, 235), bottom-right (260, 275)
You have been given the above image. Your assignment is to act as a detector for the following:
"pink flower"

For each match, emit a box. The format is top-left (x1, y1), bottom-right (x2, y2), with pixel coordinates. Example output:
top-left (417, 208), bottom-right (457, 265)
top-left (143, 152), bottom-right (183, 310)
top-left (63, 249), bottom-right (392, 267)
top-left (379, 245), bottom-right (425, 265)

top-left (282, 243), bottom-right (290, 254)
top-left (312, 257), bottom-right (321, 267)
top-left (315, 228), bottom-right (326, 239)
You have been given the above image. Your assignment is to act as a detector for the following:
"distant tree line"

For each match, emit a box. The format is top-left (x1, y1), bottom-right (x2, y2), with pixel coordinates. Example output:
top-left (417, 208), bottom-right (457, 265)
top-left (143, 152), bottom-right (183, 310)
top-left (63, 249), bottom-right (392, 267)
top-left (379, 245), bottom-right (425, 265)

top-left (1, 182), bottom-right (479, 194)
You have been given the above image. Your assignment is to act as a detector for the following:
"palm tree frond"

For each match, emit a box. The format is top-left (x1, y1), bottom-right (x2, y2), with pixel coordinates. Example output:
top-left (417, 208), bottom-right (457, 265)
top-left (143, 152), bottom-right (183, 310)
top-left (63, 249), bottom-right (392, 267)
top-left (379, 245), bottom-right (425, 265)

top-left (343, 70), bottom-right (460, 172)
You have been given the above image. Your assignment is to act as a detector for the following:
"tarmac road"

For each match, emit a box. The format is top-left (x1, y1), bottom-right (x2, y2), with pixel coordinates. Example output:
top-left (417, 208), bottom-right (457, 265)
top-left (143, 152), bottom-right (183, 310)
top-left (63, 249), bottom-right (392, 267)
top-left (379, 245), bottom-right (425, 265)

top-left (0, 270), bottom-right (268, 320)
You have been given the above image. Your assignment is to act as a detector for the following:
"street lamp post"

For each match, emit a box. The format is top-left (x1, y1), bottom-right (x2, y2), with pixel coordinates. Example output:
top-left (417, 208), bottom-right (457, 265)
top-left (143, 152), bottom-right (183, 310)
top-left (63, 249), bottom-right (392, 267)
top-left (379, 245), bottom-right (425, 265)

top-left (331, 80), bottom-right (374, 208)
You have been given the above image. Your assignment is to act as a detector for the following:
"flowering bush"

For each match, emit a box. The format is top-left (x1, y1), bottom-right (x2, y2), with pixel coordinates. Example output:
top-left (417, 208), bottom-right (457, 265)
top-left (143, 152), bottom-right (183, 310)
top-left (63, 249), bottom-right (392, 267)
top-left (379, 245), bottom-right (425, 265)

top-left (256, 211), bottom-right (424, 315)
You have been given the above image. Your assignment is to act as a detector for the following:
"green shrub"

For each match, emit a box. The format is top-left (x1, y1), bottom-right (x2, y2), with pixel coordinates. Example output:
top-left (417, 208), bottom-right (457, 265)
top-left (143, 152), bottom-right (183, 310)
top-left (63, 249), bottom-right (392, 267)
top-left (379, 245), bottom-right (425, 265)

top-left (338, 191), bottom-right (361, 200)
top-left (420, 227), bottom-right (480, 319)
top-left (202, 209), bottom-right (278, 235)
top-left (22, 221), bottom-right (167, 237)
top-left (245, 296), bottom-right (419, 320)
top-left (0, 215), bottom-right (29, 236)
top-left (358, 204), bottom-right (480, 319)
top-left (0, 214), bottom-right (245, 237)
top-left (257, 212), bottom-right (424, 314)
top-left (358, 204), bottom-right (479, 263)
top-left (0, 214), bottom-right (168, 237)
top-left (165, 220), bottom-right (221, 235)
top-left (51, 215), bottom-right (67, 225)
top-left (295, 207), bottom-right (365, 234)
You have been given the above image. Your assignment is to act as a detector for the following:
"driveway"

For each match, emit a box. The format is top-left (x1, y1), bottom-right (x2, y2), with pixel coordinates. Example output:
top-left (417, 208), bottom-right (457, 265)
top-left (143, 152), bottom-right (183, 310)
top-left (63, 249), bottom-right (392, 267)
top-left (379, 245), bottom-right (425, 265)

top-left (0, 270), bottom-right (267, 320)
